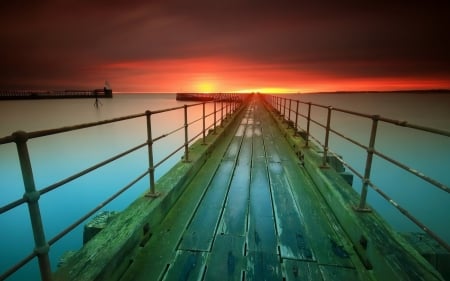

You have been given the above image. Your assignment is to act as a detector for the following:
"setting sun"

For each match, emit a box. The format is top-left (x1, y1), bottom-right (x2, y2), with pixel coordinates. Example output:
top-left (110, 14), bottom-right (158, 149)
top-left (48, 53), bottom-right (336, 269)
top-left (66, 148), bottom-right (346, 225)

top-left (196, 81), bottom-right (216, 93)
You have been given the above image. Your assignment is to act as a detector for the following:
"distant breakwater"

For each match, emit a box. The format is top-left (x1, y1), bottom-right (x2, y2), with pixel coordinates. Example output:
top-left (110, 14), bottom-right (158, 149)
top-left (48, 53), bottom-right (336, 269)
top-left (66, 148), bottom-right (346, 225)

top-left (0, 88), bottom-right (113, 100)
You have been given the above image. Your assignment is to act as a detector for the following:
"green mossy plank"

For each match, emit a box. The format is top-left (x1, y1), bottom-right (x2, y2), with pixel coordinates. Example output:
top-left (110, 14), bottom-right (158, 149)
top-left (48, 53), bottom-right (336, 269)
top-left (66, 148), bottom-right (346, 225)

top-left (235, 123), bottom-right (247, 137)
top-left (246, 251), bottom-right (282, 281)
top-left (261, 100), bottom-right (357, 269)
top-left (252, 128), bottom-right (265, 159)
top-left (237, 133), bottom-right (252, 165)
top-left (120, 154), bottom-right (223, 281)
top-left (284, 164), bottom-right (356, 269)
top-left (120, 106), bottom-right (248, 281)
top-left (224, 137), bottom-right (243, 160)
top-left (179, 160), bottom-right (235, 251)
top-left (218, 164), bottom-right (251, 236)
top-left (319, 264), bottom-right (361, 281)
top-left (249, 161), bottom-right (273, 217)
top-left (203, 235), bottom-right (246, 281)
top-left (162, 250), bottom-right (207, 281)
top-left (268, 161), bottom-right (315, 261)
top-left (284, 260), bottom-right (323, 281)
top-left (248, 162), bottom-right (277, 254)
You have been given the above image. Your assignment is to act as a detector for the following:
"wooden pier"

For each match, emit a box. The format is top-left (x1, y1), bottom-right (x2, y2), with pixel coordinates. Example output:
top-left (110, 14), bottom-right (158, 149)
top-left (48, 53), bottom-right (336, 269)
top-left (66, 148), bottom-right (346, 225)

top-left (54, 95), bottom-right (444, 281)
top-left (3, 93), bottom-right (446, 281)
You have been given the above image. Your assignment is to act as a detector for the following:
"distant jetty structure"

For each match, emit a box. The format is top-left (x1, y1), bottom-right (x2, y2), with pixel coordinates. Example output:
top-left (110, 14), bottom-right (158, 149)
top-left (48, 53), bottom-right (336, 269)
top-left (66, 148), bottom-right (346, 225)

top-left (0, 83), bottom-right (113, 100)
top-left (176, 93), bottom-right (238, 102)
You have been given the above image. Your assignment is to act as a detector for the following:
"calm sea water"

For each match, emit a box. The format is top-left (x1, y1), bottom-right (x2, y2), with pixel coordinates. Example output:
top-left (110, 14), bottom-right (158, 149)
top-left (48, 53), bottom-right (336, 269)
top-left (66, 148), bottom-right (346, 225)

top-left (0, 92), bottom-right (449, 280)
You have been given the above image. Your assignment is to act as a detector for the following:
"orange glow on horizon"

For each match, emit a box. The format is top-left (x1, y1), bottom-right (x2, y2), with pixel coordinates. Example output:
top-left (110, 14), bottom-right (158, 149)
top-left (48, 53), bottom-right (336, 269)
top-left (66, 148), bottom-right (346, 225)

top-left (92, 57), bottom-right (450, 93)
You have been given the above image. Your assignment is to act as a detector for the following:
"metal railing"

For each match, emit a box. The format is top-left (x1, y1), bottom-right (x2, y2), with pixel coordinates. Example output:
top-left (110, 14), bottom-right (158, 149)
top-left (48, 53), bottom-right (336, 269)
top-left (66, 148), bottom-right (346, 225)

top-left (265, 94), bottom-right (450, 252)
top-left (0, 94), bottom-right (243, 281)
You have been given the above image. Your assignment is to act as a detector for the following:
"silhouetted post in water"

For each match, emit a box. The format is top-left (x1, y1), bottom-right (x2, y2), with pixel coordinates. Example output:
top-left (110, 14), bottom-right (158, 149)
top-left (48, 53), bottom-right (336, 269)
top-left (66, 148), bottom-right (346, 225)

top-left (94, 89), bottom-right (103, 108)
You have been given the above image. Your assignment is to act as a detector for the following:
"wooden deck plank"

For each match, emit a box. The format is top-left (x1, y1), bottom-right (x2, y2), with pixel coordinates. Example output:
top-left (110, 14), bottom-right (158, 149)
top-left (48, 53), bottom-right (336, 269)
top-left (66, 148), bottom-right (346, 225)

top-left (224, 137), bottom-right (243, 160)
top-left (247, 127), bottom-right (278, 254)
top-left (284, 260), bottom-right (323, 281)
top-left (218, 165), bottom-right (251, 236)
top-left (284, 164), bottom-right (356, 268)
top-left (162, 250), bottom-right (207, 281)
top-left (120, 154), bottom-right (224, 281)
top-left (246, 251), bottom-right (283, 281)
top-left (237, 132), bottom-right (252, 166)
top-left (268, 161), bottom-right (315, 261)
top-left (179, 160), bottom-right (235, 251)
top-left (257, 100), bottom-right (357, 269)
top-left (203, 235), bottom-right (245, 281)
top-left (319, 265), bottom-right (361, 281)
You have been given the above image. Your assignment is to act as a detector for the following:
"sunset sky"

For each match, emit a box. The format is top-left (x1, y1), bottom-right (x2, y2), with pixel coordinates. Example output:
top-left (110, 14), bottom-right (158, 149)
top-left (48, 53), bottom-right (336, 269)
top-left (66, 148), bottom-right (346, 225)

top-left (0, 0), bottom-right (449, 93)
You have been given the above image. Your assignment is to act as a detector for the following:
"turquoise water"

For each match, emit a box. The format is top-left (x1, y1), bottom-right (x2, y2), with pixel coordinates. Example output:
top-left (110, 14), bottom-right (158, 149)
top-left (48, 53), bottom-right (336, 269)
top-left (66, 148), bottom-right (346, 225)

top-left (0, 93), bottom-right (449, 280)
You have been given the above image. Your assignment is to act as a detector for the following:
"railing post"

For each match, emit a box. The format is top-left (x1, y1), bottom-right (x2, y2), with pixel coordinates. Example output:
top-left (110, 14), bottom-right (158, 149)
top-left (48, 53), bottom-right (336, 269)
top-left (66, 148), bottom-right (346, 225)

top-left (145, 111), bottom-right (159, 197)
top-left (283, 98), bottom-right (287, 117)
top-left (277, 96), bottom-right (280, 113)
top-left (294, 100), bottom-right (299, 135)
top-left (183, 104), bottom-right (190, 162)
top-left (213, 100), bottom-right (217, 134)
top-left (321, 106), bottom-right (332, 168)
top-left (13, 131), bottom-right (52, 281)
top-left (202, 102), bottom-right (206, 145)
top-left (221, 100), bottom-right (224, 127)
top-left (305, 102), bottom-right (311, 147)
top-left (288, 99), bottom-right (292, 127)
top-left (356, 115), bottom-right (379, 212)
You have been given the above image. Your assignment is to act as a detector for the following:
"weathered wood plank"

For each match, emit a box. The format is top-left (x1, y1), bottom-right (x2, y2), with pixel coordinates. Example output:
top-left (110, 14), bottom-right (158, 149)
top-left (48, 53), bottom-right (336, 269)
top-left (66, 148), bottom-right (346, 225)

top-left (268, 161), bottom-right (315, 261)
top-left (284, 164), bottom-right (355, 268)
top-left (162, 250), bottom-right (207, 281)
top-left (237, 132), bottom-right (252, 166)
top-left (319, 264), bottom-right (361, 281)
top-left (121, 153), bottom-right (224, 281)
top-left (224, 137), bottom-right (243, 160)
top-left (179, 160), bottom-right (235, 251)
top-left (218, 165), bottom-right (251, 236)
top-left (284, 259), bottom-right (323, 281)
top-left (252, 128), bottom-right (265, 159)
top-left (204, 235), bottom-right (245, 281)
top-left (246, 251), bottom-right (283, 281)
top-left (248, 158), bottom-right (277, 254)
top-left (258, 101), bottom-right (356, 268)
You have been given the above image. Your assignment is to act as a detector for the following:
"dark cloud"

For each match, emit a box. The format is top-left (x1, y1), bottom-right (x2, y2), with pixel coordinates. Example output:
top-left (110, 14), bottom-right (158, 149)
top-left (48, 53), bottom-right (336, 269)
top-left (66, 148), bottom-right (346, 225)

top-left (0, 0), bottom-right (449, 90)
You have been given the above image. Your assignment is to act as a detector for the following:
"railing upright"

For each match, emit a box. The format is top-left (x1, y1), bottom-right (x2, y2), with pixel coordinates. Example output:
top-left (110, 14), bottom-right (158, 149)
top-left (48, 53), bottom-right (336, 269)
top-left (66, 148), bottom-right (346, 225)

top-left (13, 131), bottom-right (52, 281)
top-left (288, 99), bottom-right (292, 126)
top-left (213, 100), bottom-right (217, 134)
top-left (306, 102), bottom-right (311, 147)
top-left (221, 100), bottom-right (224, 127)
top-left (356, 115), bottom-right (379, 211)
top-left (202, 102), bottom-right (206, 144)
top-left (295, 100), bottom-right (299, 134)
top-left (321, 106), bottom-right (332, 168)
top-left (183, 105), bottom-right (190, 162)
top-left (145, 111), bottom-right (159, 197)
top-left (278, 96), bottom-right (281, 113)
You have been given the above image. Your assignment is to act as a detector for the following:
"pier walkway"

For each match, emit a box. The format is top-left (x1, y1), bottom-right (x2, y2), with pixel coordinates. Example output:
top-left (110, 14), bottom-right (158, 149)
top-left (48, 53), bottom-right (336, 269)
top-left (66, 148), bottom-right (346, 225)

top-left (116, 96), bottom-right (434, 281)
top-left (4, 94), bottom-right (445, 281)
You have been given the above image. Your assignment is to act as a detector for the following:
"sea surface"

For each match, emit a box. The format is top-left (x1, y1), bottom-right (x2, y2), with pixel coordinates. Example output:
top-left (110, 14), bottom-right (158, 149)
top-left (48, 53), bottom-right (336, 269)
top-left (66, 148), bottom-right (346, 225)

top-left (0, 92), bottom-right (449, 280)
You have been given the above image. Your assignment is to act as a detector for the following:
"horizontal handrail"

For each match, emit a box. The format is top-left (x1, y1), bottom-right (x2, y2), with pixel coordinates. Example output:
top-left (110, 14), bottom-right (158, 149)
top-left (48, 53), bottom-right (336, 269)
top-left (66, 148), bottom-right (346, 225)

top-left (40, 142), bottom-right (148, 196)
top-left (291, 99), bottom-right (450, 137)
top-left (267, 94), bottom-right (450, 252)
top-left (0, 93), bottom-right (245, 281)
